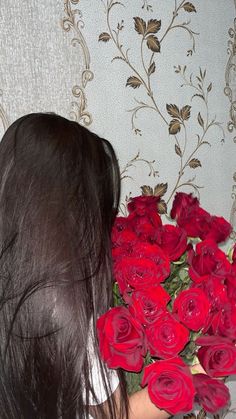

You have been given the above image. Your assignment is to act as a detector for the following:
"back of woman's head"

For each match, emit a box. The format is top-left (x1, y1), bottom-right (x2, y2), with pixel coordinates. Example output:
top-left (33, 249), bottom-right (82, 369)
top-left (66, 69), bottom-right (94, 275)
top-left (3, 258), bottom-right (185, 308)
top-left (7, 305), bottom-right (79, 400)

top-left (0, 113), bottom-right (123, 418)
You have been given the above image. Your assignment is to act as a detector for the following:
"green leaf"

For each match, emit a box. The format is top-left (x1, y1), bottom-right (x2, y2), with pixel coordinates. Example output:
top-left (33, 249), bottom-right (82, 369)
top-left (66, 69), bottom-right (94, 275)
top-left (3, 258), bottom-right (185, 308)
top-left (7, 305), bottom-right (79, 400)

top-left (125, 371), bottom-right (142, 394)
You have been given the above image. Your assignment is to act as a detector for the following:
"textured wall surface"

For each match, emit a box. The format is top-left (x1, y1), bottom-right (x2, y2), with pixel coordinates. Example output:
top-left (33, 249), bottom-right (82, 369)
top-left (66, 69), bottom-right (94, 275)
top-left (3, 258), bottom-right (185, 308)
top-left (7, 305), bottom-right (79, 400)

top-left (0, 1), bottom-right (236, 417)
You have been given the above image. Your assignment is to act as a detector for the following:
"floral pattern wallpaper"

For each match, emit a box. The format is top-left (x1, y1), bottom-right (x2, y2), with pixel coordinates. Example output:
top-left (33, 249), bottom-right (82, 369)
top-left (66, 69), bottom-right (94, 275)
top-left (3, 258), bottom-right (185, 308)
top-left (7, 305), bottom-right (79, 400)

top-left (0, 1), bottom-right (236, 417)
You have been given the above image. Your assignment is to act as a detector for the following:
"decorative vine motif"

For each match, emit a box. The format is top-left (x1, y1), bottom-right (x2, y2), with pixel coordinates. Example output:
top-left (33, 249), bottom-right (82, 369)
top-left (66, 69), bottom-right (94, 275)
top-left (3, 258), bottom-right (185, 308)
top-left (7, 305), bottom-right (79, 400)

top-left (119, 152), bottom-right (159, 215)
top-left (120, 151), bottom-right (158, 180)
top-left (61, 0), bottom-right (93, 125)
top-left (98, 1), bottom-right (223, 204)
top-left (226, 1), bottom-right (236, 243)
top-left (0, 90), bottom-right (9, 133)
top-left (70, 86), bottom-right (91, 126)
top-left (224, 11), bottom-right (236, 142)
top-left (99, 0), bottom-right (198, 134)
top-left (141, 0), bottom-right (153, 12)
top-left (165, 65), bottom-right (225, 203)
top-left (141, 66), bottom-right (224, 210)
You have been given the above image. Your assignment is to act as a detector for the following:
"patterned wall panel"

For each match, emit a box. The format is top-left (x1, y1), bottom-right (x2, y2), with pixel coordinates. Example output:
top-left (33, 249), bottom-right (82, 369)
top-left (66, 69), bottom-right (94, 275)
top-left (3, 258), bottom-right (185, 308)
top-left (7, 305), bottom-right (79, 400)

top-left (0, 1), bottom-right (236, 417)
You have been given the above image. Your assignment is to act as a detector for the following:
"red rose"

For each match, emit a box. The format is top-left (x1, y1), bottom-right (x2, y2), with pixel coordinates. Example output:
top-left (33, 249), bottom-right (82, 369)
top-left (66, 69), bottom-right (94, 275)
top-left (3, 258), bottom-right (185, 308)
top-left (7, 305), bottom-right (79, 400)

top-left (171, 192), bottom-right (199, 221)
top-left (128, 195), bottom-right (160, 216)
top-left (112, 246), bottom-right (126, 260)
top-left (216, 300), bottom-right (236, 340)
top-left (179, 207), bottom-right (213, 238)
top-left (196, 335), bottom-right (236, 377)
top-left (188, 240), bottom-right (231, 284)
top-left (97, 306), bottom-right (146, 372)
top-left (146, 313), bottom-right (189, 359)
top-left (114, 256), bottom-right (168, 294)
top-left (128, 212), bottom-right (162, 242)
top-left (193, 373), bottom-right (230, 413)
top-left (226, 270), bottom-right (236, 300)
top-left (201, 216), bottom-right (232, 244)
top-left (127, 196), bottom-right (162, 242)
top-left (197, 277), bottom-right (229, 334)
top-left (171, 193), bottom-right (231, 242)
top-left (232, 243), bottom-right (236, 264)
top-left (142, 357), bottom-right (195, 414)
top-left (158, 224), bottom-right (187, 261)
top-left (129, 215), bottom-right (159, 241)
top-left (112, 228), bottom-right (138, 257)
top-left (171, 193), bottom-right (212, 239)
top-left (197, 277), bottom-right (228, 312)
top-left (129, 287), bottom-right (170, 326)
top-left (112, 216), bottom-right (129, 232)
top-left (131, 242), bottom-right (170, 272)
top-left (173, 288), bottom-right (210, 331)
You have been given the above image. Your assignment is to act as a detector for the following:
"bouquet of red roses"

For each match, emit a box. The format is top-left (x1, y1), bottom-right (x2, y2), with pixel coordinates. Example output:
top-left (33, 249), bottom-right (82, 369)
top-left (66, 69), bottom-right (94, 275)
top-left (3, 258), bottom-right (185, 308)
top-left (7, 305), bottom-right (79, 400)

top-left (97, 192), bottom-right (236, 416)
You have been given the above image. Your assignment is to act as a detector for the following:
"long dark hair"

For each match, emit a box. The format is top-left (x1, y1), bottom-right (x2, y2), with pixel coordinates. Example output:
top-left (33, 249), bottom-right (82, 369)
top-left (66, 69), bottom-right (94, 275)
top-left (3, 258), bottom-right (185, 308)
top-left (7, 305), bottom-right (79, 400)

top-left (0, 113), bottom-right (127, 418)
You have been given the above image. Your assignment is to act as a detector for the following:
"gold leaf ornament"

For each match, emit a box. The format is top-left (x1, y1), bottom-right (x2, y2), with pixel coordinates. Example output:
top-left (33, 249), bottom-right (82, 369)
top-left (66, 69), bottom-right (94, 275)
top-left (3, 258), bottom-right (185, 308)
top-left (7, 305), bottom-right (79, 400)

top-left (175, 144), bottom-right (182, 157)
top-left (126, 76), bottom-right (142, 89)
top-left (148, 62), bottom-right (156, 75)
top-left (166, 104), bottom-right (181, 119)
top-left (98, 32), bottom-right (111, 42)
top-left (197, 112), bottom-right (204, 128)
top-left (207, 82), bottom-right (212, 92)
top-left (134, 17), bottom-right (146, 35)
top-left (157, 200), bottom-right (167, 214)
top-left (146, 35), bottom-right (161, 53)
top-left (154, 183), bottom-right (168, 197)
top-left (141, 185), bottom-right (154, 196)
top-left (146, 19), bottom-right (161, 35)
top-left (183, 2), bottom-right (197, 12)
top-left (180, 105), bottom-right (191, 120)
top-left (169, 119), bottom-right (181, 135)
top-left (188, 158), bottom-right (201, 168)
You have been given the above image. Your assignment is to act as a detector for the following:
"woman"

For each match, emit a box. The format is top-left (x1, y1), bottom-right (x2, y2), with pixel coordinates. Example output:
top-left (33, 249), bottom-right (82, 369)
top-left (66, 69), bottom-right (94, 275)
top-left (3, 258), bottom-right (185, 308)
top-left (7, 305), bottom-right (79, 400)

top-left (0, 113), bottom-right (170, 418)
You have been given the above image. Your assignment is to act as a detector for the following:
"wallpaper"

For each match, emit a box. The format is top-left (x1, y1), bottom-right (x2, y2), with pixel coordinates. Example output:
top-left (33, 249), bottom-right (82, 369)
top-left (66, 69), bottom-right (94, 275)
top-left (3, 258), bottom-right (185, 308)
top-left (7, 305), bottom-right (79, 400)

top-left (0, 1), bottom-right (236, 417)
